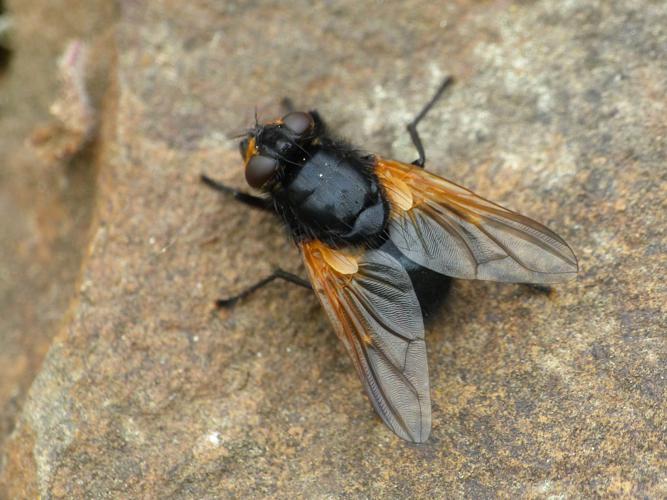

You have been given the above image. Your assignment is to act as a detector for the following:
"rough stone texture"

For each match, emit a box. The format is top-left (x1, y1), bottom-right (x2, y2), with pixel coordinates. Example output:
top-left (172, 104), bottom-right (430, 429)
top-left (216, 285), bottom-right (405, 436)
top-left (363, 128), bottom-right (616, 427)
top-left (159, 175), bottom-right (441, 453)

top-left (0, 0), bottom-right (117, 492)
top-left (1, 0), bottom-right (666, 498)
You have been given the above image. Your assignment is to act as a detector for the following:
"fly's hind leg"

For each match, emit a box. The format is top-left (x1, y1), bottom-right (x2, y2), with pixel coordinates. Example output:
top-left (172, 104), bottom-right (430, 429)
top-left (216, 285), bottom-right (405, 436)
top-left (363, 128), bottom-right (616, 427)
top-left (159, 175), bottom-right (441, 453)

top-left (523, 283), bottom-right (553, 295)
top-left (407, 76), bottom-right (454, 168)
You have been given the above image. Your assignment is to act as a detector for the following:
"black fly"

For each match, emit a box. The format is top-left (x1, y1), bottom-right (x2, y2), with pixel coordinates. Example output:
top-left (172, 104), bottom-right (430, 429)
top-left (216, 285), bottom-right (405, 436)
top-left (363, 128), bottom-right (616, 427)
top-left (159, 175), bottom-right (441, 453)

top-left (201, 78), bottom-right (578, 442)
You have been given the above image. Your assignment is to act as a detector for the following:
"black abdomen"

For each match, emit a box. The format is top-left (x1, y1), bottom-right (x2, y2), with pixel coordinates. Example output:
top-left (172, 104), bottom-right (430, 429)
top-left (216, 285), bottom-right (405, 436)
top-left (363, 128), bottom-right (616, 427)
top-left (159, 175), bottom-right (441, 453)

top-left (377, 240), bottom-right (452, 322)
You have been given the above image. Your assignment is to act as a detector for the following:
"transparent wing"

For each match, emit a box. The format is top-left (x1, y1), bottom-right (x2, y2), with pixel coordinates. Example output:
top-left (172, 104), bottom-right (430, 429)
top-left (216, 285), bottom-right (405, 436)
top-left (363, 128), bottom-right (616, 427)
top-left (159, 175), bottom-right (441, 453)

top-left (376, 158), bottom-right (579, 283)
top-left (301, 241), bottom-right (431, 443)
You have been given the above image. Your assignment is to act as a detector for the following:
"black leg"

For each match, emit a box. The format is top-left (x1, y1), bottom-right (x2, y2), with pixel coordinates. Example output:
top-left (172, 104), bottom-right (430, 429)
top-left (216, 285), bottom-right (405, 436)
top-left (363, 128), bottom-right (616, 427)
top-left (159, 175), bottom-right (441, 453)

top-left (201, 174), bottom-right (274, 212)
top-left (216, 268), bottom-right (312, 307)
top-left (407, 76), bottom-right (454, 168)
top-left (523, 284), bottom-right (553, 295)
top-left (280, 95), bottom-right (329, 134)
top-left (309, 110), bottom-right (328, 134)
top-left (281, 97), bottom-right (296, 114)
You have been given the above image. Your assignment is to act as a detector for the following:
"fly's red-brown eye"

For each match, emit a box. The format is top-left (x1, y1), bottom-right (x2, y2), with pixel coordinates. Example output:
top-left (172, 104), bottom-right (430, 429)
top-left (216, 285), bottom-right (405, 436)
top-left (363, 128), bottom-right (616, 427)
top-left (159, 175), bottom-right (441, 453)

top-left (245, 154), bottom-right (278, 189)
top-left (283, 111), bottom-right (314, 135)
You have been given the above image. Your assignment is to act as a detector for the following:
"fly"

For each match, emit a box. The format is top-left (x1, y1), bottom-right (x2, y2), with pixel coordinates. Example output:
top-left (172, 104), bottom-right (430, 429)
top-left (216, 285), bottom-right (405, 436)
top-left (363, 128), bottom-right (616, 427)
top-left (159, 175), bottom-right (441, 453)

top-left (201, 77), bottom-right (578, 443)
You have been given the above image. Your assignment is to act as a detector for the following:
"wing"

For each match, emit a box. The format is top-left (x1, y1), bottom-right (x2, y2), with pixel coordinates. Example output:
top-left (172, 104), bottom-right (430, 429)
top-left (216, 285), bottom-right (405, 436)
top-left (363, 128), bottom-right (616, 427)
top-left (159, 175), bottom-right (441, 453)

top-left (375, 158), bottom-right (579, 283)
top-left (300, 240), bottom-right (431, 443)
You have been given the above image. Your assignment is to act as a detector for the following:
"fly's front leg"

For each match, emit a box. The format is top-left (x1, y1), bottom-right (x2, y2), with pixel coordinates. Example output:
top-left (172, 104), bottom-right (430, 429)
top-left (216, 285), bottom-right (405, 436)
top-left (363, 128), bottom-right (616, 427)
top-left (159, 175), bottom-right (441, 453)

top-left (280, 97), bottom-right (296, 114)
top-left (407, 76), bottom-right (454, 168)
top-left (280, 97), bottom-right (329, 135)
top-left (200, 174), bottom-right (274, 212)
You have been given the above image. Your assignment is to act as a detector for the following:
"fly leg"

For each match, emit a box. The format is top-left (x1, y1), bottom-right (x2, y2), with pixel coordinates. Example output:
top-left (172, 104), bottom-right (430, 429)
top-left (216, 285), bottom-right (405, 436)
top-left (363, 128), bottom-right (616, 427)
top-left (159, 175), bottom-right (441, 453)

top-left (200, 174), bottom-right (274, 212)
top-left (407, 76), bottom-right (454, 168)
top-left (280, 97), bottom-right (296, 114)
top-left (280, 97), bottom-right (329, 134)
top-left (201, 176), bottom-right (306, 306)
top-left (523, 284), bottom-right (553, 295)
top-left (216, 269), bottom-right (312, 307)
top-left (309, 110), bottom-right (328, 133)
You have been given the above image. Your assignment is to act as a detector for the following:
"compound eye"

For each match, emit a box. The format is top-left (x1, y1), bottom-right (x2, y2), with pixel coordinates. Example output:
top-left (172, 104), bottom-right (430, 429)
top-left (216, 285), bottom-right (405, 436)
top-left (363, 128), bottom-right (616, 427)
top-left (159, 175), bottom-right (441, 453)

top-left (283, 111), bottom-right (314, 135)
top-left (245, 154), bottom-right (278, 189)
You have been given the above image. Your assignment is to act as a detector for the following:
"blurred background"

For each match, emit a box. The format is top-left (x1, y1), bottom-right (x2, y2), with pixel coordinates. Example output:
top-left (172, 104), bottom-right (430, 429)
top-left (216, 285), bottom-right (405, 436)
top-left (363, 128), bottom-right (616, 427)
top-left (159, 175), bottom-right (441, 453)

top-left (1, 1), bottom-right (665, 497)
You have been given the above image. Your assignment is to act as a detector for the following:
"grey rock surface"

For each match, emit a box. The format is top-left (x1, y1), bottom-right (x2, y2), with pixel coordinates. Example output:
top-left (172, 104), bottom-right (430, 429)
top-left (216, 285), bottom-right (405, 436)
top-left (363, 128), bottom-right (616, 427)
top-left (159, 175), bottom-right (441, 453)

top-left (1, 0), bottom-right (665, 497)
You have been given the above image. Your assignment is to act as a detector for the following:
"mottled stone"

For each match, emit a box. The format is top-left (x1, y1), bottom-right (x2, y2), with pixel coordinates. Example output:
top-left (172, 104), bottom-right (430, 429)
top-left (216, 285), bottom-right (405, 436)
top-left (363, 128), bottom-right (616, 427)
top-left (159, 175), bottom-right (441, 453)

top-left (1, 0), bottom-right (665, 498)
top-left (0, 0), bottom-right (116, 491)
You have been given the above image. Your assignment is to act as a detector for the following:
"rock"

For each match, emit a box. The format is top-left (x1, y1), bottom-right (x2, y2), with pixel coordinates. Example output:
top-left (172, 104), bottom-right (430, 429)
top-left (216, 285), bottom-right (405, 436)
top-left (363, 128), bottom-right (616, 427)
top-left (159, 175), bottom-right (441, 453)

top-left (0, 0), bottom-right (115, 496)
top-left (1, 0), bottom-right (665, 497)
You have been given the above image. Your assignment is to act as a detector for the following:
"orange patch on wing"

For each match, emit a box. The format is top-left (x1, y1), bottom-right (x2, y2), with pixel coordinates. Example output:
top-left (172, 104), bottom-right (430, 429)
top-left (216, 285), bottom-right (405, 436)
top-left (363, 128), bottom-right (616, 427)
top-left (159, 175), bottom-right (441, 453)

top-left (375, 159), bottom-right (415, 211)
top-left (303, 240), bottom-right (359, 275)
top-left (375, 157), bottom-right (484, 224)
top-left (384, 175), bottom-right (414, 211)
